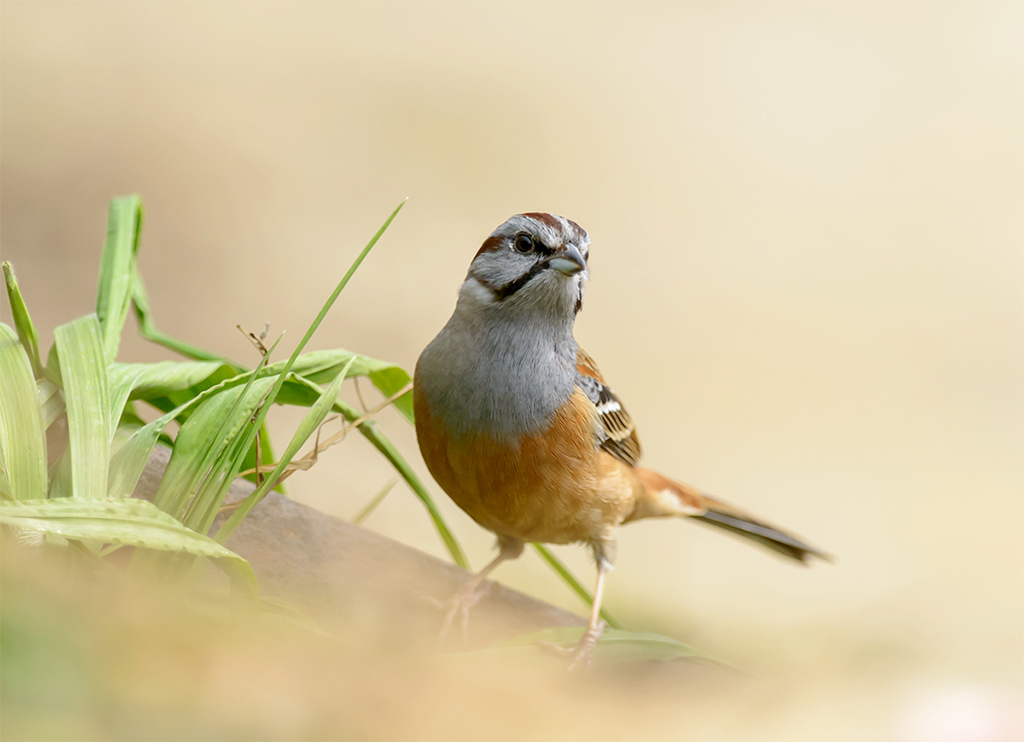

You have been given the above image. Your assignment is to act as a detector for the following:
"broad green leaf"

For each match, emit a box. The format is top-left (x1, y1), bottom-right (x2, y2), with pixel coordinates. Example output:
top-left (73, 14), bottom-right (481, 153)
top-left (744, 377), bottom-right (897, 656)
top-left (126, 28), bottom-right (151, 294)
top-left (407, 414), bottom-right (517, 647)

top-left (107, 360), bottom-right (229, 434)
top-left (531, 543), bottom-right (620, 628)
top-left (95, 196), bottom-right (143, 364)
top-left (0, 324), bottom-right (47, 500)
top-left (53, 315), bottom-right (110, 500)
top-left (0, 497), bottom-right (257, 594)
top-left (215, 359), bottom-right (353, 542)
top-left (3, 262), bottom-right (43, 377)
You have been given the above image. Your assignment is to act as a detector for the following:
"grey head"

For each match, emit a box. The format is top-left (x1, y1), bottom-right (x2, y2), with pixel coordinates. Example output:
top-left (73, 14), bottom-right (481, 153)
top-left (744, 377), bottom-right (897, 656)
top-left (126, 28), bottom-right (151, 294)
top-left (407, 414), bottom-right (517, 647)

top-left (460, 212), bottom-right (590, 320)
top-left (417, 213), bottom-right (592, 439)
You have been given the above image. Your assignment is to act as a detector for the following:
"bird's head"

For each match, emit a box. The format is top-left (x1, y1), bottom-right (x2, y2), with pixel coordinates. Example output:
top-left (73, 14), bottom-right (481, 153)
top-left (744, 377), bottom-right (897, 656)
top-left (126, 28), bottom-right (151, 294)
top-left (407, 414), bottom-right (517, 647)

top-left (459, 213), bottom-right (590, 320)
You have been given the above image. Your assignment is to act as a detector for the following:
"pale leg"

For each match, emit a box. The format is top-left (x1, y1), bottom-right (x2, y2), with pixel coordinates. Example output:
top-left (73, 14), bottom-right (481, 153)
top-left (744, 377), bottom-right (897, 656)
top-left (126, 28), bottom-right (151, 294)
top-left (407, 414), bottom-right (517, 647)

top-left (567, 557), bottom-right (610, 669)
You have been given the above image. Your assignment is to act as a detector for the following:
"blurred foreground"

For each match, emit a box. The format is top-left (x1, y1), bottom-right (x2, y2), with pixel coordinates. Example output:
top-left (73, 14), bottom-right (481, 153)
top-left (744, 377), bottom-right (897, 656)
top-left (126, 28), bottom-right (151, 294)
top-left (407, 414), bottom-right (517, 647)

top-left (3, 535), bottom-right (1020, 741)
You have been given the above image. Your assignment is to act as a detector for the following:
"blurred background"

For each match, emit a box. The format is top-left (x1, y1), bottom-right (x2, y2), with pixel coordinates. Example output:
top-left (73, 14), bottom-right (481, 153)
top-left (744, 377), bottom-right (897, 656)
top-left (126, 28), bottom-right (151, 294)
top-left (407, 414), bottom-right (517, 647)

top-left (2, 2), bottom-right (1021, 739)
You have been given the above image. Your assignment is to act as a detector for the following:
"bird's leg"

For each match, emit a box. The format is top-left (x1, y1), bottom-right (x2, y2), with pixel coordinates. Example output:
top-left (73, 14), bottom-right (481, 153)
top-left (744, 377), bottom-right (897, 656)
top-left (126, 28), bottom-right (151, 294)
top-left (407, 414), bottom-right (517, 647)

top-left (439, 538), bottom-right (523, 645)
top-left (567, 549), bottom-right (612, 670)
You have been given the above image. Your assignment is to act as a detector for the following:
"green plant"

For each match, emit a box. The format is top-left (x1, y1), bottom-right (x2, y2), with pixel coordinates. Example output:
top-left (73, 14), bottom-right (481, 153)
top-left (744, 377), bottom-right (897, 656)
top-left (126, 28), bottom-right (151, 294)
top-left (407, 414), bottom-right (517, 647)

top-left (0, 195), bottom-right (625, 625)
top-left (0, 196), bottom-right (456, 594)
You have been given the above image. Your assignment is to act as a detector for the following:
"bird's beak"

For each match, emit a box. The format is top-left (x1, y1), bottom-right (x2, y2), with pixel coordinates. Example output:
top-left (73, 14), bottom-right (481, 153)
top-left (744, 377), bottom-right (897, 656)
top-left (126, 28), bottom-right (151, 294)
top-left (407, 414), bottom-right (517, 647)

top-left (547, 244), bottom-right (586, 276)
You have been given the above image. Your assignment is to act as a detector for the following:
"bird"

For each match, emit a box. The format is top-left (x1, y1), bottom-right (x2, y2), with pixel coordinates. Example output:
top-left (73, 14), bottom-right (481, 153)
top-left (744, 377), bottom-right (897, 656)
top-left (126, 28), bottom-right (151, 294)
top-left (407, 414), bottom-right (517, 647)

top-left (413, 212), bottom-right (829, 665)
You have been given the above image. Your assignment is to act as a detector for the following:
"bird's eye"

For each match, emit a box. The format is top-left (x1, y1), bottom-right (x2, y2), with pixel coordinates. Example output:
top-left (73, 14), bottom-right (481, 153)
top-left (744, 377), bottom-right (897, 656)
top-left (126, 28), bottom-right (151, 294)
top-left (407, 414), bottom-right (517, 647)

top-left (513, 234), bottom-right (535, 254)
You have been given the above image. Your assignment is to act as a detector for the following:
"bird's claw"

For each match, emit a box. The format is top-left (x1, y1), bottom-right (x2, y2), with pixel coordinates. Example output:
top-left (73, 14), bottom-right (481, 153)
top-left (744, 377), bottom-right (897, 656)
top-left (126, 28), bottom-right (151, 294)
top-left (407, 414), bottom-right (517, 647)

top-left (437, 580), bottom-right (490, 646)
top-left (536, 621), bottom-right (606, 671)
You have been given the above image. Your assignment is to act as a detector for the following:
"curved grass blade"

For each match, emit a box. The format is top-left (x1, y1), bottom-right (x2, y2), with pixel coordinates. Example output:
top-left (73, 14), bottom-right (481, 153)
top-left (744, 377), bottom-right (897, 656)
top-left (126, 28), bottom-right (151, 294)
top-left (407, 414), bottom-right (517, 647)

top-left (53, 315), bottom-right (110, 500)
top-left (0, 498), bottom-right (257, 594)
top-left (107, 360), bottom-right (229, 431)
top-left (95, 196), bottom-right (143, 364)
top-left (353, 479), bottom-right (397, 525)
top-left (3, 262), bottom-right (43, 378)
top-left (0, 324), bottom-right (47, 500)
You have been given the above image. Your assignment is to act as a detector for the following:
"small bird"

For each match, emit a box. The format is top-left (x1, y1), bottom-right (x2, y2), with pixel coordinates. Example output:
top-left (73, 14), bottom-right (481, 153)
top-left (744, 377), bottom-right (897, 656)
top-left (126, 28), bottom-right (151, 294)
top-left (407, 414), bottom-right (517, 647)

top-left (414, 213), bottom-right (828, 664)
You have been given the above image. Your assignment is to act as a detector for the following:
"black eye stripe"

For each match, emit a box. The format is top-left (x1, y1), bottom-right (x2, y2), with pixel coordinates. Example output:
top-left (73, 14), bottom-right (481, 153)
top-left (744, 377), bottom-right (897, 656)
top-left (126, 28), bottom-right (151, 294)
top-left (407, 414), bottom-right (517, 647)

top-left (490, 259), bottom-right (549, 301)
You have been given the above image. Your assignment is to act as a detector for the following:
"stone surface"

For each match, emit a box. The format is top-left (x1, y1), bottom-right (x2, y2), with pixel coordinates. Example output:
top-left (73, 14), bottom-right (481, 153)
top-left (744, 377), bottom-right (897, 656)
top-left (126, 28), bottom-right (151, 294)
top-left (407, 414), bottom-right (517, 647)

top-left (134, 446), bottom-right (584, 647)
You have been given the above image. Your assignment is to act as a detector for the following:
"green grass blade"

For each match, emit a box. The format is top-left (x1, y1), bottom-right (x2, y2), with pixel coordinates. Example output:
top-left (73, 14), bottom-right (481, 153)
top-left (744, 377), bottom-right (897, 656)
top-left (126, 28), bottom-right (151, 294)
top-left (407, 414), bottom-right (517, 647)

top-left (352, 479), bottom-right (397, 525)
top-left (0, 498), bottom-right (257, 594)
top-left (36, 380), bottom-right (63, 430)
top-left (107, 409), bottom-right (178, 498)
top-left (0, 324), bottom-right (47, 500)
top-left (214, 358), bottom-right (353, 542)
top-left (531, 543), bottom-right (621, 629)
top-left (52, 315), bottom-right (110, 500)
top-left (95, 196), bottom-right (143, 364)
top-left (3, 262), bottom-right (43, 378)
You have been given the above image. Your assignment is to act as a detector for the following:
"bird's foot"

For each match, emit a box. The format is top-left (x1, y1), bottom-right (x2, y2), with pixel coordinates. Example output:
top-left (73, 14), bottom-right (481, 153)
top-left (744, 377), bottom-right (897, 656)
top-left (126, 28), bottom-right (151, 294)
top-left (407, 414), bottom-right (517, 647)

top-left (437, 579), bottom-right (491, 646)
top-left (566, 619), bottom-right (606, 671)
top-left (538, 620), bottom-right (607, 671)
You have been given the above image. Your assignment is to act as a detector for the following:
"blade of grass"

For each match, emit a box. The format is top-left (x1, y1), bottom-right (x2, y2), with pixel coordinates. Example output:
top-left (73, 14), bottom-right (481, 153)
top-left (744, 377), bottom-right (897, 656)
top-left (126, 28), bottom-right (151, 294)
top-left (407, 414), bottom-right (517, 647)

top-left (36, 380), bottom-right (63, 430)
top-left (352, 479), bottom-right (398, 525)
top-left (531, 543), bottom-right (620, 629)
top-left (3, 262), bottom-right (43, 378)
top-left (107, 408), bottom-right (178, 498)
top-left (0, 498), bottom-right (257, 594)
top-left (95, 196), bottom-right (143, 364)
top-left (0, 324), bottom-right (47, 500)
top-left (53, 315), bottom-right (110, 500)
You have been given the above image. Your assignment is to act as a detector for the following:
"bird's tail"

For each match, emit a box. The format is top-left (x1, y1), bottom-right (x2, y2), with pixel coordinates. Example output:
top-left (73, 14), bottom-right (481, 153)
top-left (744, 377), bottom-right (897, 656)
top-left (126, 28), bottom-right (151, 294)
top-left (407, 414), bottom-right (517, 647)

top-left (631, 467), bottom-right (831, 564)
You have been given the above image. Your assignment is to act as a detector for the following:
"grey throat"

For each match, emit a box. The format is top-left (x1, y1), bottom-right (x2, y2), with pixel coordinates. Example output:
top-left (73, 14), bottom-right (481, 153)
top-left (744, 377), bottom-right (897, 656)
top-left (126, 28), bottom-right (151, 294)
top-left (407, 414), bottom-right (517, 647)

top-left (417, 277), bottom-right (581, 441)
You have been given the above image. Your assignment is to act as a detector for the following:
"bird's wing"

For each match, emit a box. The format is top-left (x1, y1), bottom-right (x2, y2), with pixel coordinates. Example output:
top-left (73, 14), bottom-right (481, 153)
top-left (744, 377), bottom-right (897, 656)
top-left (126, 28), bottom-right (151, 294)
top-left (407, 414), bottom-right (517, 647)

top-left (575, 347), bottom-right (642, 467)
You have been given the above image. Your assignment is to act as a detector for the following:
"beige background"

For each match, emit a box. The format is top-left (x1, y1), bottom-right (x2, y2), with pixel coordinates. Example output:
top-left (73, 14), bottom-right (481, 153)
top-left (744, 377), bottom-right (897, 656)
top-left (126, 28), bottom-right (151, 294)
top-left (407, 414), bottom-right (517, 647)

top-left (2, 2), bottom-right (1021, 738)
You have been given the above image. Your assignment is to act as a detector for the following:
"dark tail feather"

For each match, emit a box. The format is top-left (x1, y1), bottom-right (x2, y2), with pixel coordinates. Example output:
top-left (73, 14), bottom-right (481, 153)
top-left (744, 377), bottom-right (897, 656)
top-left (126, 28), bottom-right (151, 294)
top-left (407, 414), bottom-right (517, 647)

top-left (695, 496), bottom-right (832, 564)
top-left (631, 467), bottom-right (831, 564)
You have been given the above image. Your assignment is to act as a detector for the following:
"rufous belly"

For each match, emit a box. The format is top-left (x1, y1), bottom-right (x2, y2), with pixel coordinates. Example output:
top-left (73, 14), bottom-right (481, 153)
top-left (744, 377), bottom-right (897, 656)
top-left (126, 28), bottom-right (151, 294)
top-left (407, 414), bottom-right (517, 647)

top-left (414, 389), bottom-right (638, 546)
